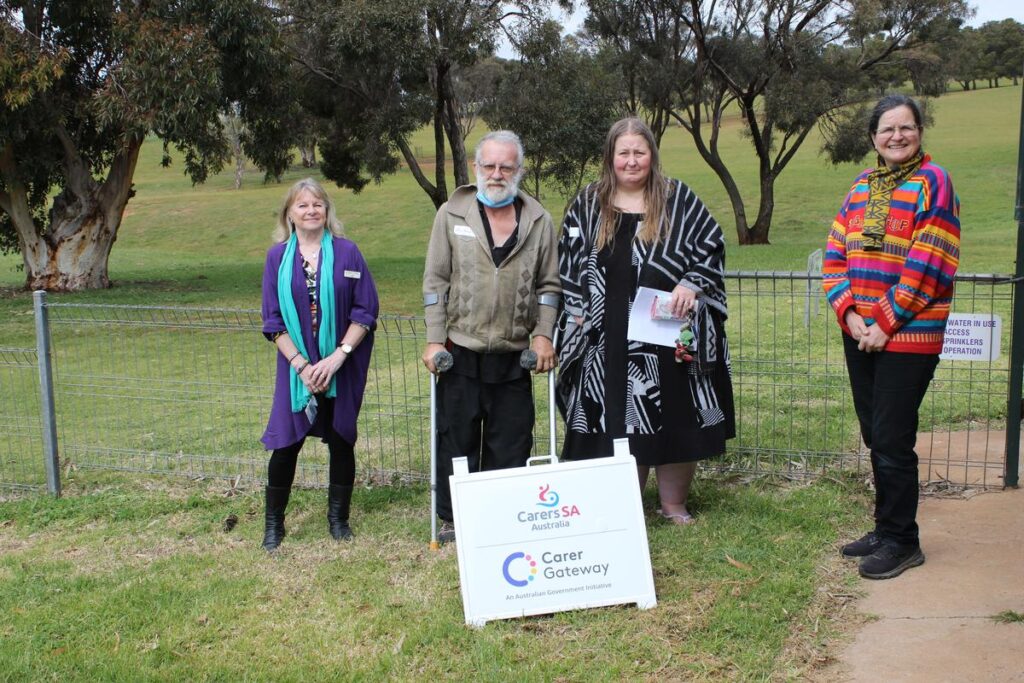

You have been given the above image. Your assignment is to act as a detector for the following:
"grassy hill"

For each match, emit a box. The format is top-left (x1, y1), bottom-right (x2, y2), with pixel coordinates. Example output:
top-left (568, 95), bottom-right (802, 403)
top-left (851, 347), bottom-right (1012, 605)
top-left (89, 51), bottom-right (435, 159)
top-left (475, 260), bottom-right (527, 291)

top-left (0, 84), bottom-right (1019, 323)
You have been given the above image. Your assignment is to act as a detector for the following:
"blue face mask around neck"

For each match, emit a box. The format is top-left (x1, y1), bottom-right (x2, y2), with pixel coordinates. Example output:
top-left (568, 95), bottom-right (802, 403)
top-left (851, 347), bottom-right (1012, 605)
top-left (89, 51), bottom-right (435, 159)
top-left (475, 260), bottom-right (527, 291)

top-left (476, 188), bottom-right (516, 208)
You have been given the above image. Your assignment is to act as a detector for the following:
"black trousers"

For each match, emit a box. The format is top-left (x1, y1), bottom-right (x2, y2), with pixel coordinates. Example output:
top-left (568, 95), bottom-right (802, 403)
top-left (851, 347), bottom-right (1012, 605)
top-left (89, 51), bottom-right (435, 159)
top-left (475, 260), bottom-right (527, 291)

top-left (434, 372), bottom-right (534, 522)
top-left (843, 335), bottom-right (938, 545)
top-left (267, 398), bottom-right (356, 489)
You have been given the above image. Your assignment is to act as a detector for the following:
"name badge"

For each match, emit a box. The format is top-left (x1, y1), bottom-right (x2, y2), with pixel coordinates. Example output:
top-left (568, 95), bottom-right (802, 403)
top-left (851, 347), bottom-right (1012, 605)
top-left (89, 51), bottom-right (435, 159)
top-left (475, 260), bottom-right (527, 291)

top-left (453, 225), bottom-right (474, 238)
top-left (344, 270), bottom-right (361, 279)
top-left (568, 227), bottom-right (581, 238)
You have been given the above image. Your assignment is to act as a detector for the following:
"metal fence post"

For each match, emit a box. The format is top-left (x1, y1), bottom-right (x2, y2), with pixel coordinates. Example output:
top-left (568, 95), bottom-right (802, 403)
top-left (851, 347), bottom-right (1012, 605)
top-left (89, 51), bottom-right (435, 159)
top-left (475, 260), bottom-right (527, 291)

top-left (33, 290), bottom-right (61, 497)
top-left (804, 249), bottom-right (822, 328)
top-left (1004, 81), bottom-right (1024, 489)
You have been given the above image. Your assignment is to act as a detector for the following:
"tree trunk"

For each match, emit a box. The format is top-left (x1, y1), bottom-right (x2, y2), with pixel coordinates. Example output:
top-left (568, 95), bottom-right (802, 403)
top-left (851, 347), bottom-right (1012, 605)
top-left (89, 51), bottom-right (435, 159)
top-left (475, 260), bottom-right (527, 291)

top-left (432, 86), bottom-right (449, 205)
top-left (300, 146), bottom-right (317, 167)
top-left (234, 153), bottom-right (244, 190)
top-left (1, 135), bottom-right (142, 291)
top-left (437, 63), bottom-right (469, 188)
top-left (23, 196), bottom-right (121, 290)
top-left (740, 175), bottom-right (775, 245)
top-left (396, 137), bottom-right (446, 209)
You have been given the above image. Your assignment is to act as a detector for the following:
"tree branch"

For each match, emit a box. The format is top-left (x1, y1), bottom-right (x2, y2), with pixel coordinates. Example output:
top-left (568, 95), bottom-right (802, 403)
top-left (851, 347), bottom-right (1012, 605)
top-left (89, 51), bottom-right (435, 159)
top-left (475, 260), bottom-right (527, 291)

top-left (395, 137), bottom-right (442, 207)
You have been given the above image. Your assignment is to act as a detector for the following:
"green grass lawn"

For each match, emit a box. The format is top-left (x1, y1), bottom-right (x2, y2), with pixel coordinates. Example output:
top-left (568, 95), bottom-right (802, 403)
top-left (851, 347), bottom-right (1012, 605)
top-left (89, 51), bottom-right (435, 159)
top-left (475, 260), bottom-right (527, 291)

top-left (0, 471), bottom-right (870, 680)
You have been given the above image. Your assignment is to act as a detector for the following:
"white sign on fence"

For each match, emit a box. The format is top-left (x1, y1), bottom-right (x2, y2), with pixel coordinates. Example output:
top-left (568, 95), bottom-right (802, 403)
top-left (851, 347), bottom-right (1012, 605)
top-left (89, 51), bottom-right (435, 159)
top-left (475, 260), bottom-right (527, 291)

top-left (449, 455), bottom-right (657, 627)
top-left (940, 313), bottom-right (1001, 361)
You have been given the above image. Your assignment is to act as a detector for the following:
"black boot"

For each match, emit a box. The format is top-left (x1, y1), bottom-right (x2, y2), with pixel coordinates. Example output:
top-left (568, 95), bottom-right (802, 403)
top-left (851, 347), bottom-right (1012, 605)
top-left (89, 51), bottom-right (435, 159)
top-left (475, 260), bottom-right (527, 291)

top-left (262, 485), bottom-right (290, 552)
top-left (327, 484), bottom-right (354, 541)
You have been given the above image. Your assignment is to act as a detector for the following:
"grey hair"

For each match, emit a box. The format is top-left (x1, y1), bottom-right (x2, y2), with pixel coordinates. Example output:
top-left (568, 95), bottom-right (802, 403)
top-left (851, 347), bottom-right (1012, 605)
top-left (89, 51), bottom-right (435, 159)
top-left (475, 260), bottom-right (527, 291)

top-left (474, 130), bottom-right (525, 169)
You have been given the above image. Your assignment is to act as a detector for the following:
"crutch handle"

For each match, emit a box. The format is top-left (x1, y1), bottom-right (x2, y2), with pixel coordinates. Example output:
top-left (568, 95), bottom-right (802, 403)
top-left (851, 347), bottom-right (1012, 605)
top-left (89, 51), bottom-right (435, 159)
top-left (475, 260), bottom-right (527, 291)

top-left (432, 350), bottom-right (453, 373)
top-left (519, 348), bottom-right (538, 370)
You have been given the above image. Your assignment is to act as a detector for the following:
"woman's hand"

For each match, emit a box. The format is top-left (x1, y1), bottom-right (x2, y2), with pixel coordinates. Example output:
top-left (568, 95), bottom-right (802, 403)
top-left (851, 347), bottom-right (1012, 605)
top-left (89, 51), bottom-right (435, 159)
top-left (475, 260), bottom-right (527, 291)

top-left (857, 324), bottom-right (890, 353)
top-left (670, 285), bottom-right (698, 319)
top-left (308, 352), bottom-right (344, 393)
top-left (297, 363), bottom-right (321, 392)
top-left (844, 309), bottom-right (869, 340)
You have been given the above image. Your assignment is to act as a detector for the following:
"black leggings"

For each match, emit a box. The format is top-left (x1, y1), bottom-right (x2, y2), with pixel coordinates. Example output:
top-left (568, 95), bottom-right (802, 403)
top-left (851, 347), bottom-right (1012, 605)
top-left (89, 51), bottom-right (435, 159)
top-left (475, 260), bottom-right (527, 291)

top-left (267, 428), bottom-right (355, 489)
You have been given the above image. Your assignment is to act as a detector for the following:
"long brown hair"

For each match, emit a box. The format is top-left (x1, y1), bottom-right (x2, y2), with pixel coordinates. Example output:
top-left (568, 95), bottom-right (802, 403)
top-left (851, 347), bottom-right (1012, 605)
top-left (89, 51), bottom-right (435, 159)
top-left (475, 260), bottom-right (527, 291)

top-left (595, 117), bottom-right (669, 251)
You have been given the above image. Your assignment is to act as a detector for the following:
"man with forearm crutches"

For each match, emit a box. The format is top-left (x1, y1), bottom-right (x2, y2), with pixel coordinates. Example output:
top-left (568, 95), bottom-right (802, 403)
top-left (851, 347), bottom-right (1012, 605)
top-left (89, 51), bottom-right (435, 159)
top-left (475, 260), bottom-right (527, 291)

top-left (421, 130), bottom-right (560, 545)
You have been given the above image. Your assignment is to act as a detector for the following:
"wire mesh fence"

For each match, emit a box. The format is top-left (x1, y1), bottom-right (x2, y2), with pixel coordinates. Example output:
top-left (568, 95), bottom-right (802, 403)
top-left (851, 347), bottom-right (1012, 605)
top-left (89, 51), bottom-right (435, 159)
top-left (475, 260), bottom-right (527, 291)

top-left (1, 271), bottom-right (1015, 494)
top-left (724, 272), bottom-right (1013, 489)
top-left (0, 347), bottom-right (46, 493)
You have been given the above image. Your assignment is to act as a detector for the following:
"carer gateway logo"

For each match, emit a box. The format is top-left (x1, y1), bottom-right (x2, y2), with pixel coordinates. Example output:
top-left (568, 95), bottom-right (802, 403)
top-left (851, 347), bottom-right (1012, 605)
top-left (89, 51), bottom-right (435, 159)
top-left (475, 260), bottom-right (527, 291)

top-left (516, 484), bottom-right (581, 531)
top-left (502, 549), bottom-right (610, 587)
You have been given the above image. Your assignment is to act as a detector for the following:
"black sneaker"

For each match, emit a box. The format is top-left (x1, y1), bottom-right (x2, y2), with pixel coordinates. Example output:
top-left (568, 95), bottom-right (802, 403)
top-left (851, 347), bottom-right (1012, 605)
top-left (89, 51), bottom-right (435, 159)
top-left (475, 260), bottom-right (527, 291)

top-left (841, 531), bottom-right (882, 558)
top-left (437, 521), bottom-right (456, 544)
top-left (859, 542), bottom-right (925, 580)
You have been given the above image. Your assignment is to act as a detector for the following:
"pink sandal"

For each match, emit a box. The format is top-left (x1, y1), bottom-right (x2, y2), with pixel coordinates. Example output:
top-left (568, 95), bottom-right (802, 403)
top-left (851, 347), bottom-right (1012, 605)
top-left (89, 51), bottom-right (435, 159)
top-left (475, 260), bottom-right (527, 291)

top-left (656, 508), bottom-right (696, 526)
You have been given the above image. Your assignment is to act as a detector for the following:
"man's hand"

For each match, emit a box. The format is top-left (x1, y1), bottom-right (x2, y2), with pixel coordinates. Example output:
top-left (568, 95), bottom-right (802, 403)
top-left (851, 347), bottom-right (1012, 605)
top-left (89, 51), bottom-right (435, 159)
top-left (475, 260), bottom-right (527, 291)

top-left (531, 336), bottom-right (557, 373)
top-left (844, 309), bottom-right (869, 341)
top-left (422, 342), bottom-right (447, 374)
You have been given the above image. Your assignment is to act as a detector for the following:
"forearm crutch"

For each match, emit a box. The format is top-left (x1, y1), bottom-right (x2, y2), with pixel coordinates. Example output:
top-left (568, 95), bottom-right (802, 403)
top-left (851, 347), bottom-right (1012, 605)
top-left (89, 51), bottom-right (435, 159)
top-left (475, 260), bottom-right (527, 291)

top-left (429, 349), bottom-right (453, 550)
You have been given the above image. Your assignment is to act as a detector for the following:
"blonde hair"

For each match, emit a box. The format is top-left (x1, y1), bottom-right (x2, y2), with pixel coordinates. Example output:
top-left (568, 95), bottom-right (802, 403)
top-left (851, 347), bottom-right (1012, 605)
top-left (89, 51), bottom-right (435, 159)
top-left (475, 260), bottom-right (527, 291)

top-left (595, 117), bottom-right (668, 251)
top-left (271, 177), bottom-right (345, 243)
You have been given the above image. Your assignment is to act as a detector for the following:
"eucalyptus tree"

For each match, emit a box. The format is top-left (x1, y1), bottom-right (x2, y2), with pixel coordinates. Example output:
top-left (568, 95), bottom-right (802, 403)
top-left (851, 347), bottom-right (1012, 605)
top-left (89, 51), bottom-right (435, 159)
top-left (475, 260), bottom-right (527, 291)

top-left (583, 0), bottom-right (970, 245)
top-left (977, 19), bottom-right (1024, 87)
top-left (284, 0), bottom-right (569, 209)
top-left (0, 0), bottom-right (293, 290)
top-left (484, 20), bottom-right (619, 206)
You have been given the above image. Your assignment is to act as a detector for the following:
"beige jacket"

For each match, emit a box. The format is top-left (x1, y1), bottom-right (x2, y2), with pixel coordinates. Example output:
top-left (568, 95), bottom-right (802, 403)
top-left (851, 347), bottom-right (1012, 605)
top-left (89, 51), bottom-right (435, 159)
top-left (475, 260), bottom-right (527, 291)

top-left (423, 185), bottom-right (560, 352)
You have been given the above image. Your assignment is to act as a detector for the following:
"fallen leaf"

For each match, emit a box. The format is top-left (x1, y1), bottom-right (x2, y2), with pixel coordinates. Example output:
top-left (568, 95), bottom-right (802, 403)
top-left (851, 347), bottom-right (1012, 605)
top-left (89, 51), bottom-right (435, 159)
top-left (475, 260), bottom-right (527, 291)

top-left (725, 554), bottom-right (752, 571)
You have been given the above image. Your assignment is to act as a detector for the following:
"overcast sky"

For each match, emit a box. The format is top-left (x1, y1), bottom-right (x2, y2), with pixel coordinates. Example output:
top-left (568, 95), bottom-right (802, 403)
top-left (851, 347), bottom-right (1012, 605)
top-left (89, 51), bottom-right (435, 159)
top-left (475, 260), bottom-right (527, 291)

top-left (499, 1), bottom-right (1024, 59)
top-left (970, 0), bottom-right (1024, 26)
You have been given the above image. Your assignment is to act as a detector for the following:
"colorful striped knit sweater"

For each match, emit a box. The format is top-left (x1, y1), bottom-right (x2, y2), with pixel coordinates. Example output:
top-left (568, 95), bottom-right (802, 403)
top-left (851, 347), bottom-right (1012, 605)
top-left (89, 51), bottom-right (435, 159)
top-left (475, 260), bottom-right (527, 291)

top-left (822, 155), bottom-right (960, 354)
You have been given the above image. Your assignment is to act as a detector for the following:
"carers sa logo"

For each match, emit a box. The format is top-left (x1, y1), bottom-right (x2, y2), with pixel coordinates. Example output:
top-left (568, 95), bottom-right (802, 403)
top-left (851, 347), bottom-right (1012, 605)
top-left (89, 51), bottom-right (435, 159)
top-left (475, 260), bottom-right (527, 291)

top-left (517, 483), bottom-right (581, 527)
top-left (536, 484), bottom-right (579, 517)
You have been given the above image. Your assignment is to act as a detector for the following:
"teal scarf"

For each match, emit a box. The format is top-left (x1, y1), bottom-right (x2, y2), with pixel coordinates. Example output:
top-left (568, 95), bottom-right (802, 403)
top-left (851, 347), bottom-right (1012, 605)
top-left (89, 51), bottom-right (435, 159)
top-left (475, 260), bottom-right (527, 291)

top-left (277, 230), bottom-right (337, 412)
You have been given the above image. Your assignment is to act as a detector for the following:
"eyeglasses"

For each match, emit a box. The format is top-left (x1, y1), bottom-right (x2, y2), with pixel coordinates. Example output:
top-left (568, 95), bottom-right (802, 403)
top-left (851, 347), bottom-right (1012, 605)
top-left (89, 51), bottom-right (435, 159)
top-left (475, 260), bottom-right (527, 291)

top-left (477, 163), bottom-right (520, 177)
top-left (874, 124), bottom-right (920, 138)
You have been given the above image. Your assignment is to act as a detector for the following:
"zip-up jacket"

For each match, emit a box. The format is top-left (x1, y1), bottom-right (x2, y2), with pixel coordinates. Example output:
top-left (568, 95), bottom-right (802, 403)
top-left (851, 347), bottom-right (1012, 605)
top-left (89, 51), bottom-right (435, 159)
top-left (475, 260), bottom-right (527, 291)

top-left (423, 185), bottom-right (560, 352)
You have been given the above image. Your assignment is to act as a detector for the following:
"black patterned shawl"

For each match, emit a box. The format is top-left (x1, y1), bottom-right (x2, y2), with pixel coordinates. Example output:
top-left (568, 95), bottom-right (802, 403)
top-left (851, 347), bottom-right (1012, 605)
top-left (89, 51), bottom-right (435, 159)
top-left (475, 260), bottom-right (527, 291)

top-left (556, 179), bottom-right (729, 426)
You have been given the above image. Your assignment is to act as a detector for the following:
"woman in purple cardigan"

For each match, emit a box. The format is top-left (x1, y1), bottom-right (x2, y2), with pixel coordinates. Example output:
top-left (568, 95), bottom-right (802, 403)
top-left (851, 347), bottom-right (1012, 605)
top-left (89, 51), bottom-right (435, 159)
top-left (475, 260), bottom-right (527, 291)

top-left (260, 178), bottom-right (378, 551)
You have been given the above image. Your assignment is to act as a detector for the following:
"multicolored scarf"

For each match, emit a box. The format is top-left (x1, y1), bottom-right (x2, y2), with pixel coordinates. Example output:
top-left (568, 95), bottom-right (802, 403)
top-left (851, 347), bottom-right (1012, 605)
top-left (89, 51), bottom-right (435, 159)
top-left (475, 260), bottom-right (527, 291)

top-left (861, 149), bottom-right (925, 251)
top-left (277, 230), bottom-right (337, 412)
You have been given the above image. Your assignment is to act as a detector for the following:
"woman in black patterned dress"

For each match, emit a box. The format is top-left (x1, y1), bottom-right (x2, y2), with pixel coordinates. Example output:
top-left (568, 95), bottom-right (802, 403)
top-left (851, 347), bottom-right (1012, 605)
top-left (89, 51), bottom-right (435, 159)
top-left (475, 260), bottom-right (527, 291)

top-left (556, 117), bottom-right (734, 525)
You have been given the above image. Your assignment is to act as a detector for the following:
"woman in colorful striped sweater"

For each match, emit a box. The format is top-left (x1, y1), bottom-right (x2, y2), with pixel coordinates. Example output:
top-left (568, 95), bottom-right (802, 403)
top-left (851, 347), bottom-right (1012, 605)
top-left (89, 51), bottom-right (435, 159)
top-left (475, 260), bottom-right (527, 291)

top-left (822, 94), bottom-right (960, 580)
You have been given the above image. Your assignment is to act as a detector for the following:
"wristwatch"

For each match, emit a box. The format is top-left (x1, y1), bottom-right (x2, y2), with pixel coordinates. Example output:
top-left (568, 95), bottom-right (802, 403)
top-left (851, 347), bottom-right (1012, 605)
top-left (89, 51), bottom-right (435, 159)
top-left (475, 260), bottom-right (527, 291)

top-left (339, 342), bottom-right (353, 355)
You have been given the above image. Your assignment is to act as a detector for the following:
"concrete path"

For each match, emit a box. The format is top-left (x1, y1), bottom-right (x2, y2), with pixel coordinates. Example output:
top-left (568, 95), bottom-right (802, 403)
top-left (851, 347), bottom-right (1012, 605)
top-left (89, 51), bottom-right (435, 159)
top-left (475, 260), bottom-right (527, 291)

top-left (823, 486), bottom-right (1024, 682)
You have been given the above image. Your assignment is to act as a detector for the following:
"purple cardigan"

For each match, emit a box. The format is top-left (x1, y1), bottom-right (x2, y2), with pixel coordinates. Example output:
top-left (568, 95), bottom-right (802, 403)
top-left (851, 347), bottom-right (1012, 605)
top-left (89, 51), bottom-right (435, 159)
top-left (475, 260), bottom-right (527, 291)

top-left (260, 236), bottom-right (379, 449)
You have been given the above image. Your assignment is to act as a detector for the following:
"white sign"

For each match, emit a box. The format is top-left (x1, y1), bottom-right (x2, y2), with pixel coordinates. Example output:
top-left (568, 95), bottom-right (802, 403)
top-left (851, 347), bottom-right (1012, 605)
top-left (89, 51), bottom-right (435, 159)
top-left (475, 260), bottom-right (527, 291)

top-left (940, 313), bottom-right (1001, 361)
top-left (450, 455), bottom-right (657, 627)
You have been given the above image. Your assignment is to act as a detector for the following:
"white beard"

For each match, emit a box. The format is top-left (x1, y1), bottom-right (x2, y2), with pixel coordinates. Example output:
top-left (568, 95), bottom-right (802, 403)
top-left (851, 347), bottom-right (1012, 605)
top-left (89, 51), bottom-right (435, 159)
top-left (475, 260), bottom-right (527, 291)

top-left (477, 175), bottom-right (519, 204)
